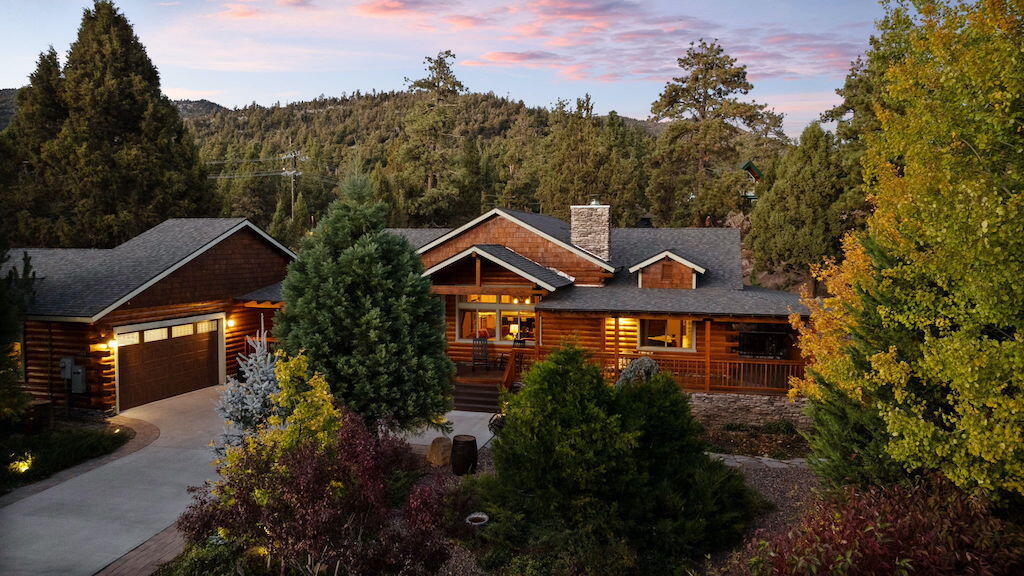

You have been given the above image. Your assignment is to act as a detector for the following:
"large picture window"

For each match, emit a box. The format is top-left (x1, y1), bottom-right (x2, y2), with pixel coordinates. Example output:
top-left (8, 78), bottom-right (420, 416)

top-left (638, 318), bottom-right (694, 351)
top-left (458, 294), bottom-right (537, 343)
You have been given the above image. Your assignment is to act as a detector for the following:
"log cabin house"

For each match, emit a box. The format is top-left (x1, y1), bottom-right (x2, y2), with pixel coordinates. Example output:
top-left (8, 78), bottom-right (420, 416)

top-left (7, 219), bottom-right (293, 412)
top-left (386, 202), bottom-right (809, 411)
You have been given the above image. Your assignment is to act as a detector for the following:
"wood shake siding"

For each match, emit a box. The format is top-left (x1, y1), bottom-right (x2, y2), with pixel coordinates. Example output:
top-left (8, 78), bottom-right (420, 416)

top-left (420, 216), bottom-right (611, 285)
top-left (431, 257), bottom-right (536, 287)
top-left (119, 228), bottom-right (290, 310)
top-left (639, 259), bottom-right (695, 289)
top-left (20, 227), bottom-right (288, 412)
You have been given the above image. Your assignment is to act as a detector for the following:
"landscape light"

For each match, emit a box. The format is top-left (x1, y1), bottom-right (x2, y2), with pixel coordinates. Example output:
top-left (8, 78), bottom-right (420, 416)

top-left (9, 454), bottom-right (33, 474)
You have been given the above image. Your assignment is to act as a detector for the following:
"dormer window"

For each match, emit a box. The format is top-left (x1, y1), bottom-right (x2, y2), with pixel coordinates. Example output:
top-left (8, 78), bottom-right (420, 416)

top-left (628, 250), bottom-right (706, 290)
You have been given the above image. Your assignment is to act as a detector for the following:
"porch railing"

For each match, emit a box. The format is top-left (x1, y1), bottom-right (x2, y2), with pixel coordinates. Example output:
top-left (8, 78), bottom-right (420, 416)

top-left (567, 350), bottom-right (802, 394)
top-left (468, 346), bottom-right (803, 394)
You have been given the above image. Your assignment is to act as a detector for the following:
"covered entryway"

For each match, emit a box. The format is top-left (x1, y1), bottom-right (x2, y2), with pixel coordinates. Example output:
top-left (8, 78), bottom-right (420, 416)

top-left (115, 316), bottom-right (224, 410)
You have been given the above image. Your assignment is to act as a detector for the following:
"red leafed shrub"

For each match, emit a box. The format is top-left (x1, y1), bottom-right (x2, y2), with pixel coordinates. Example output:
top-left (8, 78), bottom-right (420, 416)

top-left (178, 410), bottom-right (449, 575)
top-left (725, 476), bottom-right (1024, 576)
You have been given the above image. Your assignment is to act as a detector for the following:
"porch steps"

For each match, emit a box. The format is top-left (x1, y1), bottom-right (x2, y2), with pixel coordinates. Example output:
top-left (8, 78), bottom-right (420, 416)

top-left (453, 382), bottom-right (500, 413)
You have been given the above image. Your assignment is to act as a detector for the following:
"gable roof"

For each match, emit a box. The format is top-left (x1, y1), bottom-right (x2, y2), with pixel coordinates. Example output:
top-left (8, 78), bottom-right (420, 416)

top-left (5, 219), bottom-right (295, 322)
top-left (411, 208), bottom-right (616, 272)
top-left (627, 249), bottom-right (707, 275)
top-left (423, 244), bottom-right (573, 291)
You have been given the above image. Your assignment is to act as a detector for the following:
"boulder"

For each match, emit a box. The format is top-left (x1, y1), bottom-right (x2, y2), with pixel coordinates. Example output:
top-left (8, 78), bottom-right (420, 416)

top-left (426, 436), bottom-right (452, 467)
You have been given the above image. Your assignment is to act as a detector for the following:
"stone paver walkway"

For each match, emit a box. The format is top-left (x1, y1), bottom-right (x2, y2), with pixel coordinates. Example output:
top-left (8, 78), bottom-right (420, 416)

top-left (404, 410), bottom-right (496, 449)
top-left (95, 523), bottom-right (183, 576)
top-left (712, 452), bottom-right (809, 469)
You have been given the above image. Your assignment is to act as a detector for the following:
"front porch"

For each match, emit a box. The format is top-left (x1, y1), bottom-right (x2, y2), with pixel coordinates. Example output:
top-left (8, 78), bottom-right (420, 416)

top-left (450, 343), bottom-right (803, 412)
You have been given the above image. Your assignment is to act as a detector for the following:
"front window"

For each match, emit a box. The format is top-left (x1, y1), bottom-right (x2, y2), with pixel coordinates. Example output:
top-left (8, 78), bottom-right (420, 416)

top-left (458, 294), bottom-right (537, 343)
top-left (738, 331), bottom-right (792, 359)
top-left (638, 318), bottom-right (694, 351)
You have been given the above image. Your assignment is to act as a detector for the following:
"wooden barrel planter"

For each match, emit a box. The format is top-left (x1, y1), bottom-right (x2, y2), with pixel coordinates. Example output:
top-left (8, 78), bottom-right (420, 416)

top-left (451, 434), bottom-right (478, 476)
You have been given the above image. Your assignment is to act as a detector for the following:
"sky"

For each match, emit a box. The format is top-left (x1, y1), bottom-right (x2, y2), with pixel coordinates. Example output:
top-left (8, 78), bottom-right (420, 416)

top-left (0, 1), bottom-right (884, 136)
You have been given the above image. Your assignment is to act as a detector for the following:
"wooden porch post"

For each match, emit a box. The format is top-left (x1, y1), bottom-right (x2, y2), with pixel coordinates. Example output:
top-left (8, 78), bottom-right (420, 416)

top-left (704, 319), bottom-right (711, 392)
top-left (613, 316), bottom-right (620, 372)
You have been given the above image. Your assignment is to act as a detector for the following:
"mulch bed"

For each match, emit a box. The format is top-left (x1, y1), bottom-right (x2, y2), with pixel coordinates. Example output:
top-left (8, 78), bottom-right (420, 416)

top-left (0, 418), bottom-right (133, 495)
top-left (702, 421), bottom-right (810, 459)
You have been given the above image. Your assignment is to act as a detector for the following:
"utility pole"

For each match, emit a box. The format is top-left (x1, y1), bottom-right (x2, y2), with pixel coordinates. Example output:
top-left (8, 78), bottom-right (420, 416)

top-left (280, 150), bottom-right (306, 216)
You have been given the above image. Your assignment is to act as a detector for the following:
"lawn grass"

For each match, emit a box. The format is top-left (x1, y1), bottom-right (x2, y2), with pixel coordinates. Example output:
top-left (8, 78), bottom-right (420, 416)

top-left (1, 423), bottom-right (132, 495)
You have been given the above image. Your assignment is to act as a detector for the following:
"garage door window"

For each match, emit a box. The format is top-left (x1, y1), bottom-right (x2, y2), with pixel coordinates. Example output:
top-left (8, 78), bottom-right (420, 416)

top-left (144, 328), bottom-right (167, 342)
top-left (171, 324), bottom-right (195, 338)
top-left (118, 332), bottom-right (140, 346)
top-left (196, 320), bottom-right (218, 334)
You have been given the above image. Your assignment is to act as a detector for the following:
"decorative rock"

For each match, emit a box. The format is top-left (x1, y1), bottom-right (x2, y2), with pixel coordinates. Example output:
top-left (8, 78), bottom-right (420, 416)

top-left (688, 392), bottom-right (811, 429)
top-left (426, 436), bottom-right (452, 467)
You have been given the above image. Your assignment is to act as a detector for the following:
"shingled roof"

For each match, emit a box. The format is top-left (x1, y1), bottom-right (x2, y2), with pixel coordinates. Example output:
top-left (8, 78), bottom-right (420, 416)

top-left (387, 211), bottom-right (804, 317)
top-left (5, 219), bottom-right (294, 321)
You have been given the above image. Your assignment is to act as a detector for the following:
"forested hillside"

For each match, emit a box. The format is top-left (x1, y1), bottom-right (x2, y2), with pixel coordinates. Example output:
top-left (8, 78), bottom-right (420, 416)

top-left (2, 9), bottom-right (871, 287)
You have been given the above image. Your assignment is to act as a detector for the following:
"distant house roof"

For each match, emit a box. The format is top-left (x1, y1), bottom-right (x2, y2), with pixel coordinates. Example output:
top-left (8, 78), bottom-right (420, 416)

top-left (424, 244), bottom-right (573, 291)
top-left (5, 219), bottom-right (295, 321)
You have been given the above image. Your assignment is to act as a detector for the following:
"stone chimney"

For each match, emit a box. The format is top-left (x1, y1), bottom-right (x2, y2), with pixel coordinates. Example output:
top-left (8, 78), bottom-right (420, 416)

top-left (570, 199), bottom-right (611, 261)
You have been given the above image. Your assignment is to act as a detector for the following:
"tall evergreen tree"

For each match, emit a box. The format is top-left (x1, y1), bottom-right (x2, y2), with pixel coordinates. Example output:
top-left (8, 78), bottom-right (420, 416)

top-left (647, 39), bottom-right (785, 226)
top-left (275, 195), bottom-right (454, 431)
top-left (747, 123), bottom-right (848, 276)
top-left (1, 1), bottom-right (214, 248)
top-left (391, 50), bottom-right (468, 226)
top-left (2, 48), bottom-right (67, 246)
top-left (535, 96), bottom-right (608, 219)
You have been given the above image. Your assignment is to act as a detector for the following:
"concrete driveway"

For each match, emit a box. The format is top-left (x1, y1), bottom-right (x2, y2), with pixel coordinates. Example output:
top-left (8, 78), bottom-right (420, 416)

top-left (0, 386), bottom-right (224, 576)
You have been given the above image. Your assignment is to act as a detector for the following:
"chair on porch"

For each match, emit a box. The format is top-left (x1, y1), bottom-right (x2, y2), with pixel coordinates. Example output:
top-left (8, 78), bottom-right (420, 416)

top-left (471, 337), bottom-right (491, 372)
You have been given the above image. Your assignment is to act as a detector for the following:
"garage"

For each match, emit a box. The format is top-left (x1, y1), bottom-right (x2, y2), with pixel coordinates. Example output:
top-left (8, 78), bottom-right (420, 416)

top-left (9, 218), bottom-right (293, 412)
top-left (115, 317), bottom-right (224, 410)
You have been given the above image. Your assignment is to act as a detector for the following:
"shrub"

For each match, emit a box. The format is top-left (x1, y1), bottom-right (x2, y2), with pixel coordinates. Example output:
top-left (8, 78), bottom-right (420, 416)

top-left (723, 476), bottom-right (1024, 576)
top-left (180, 354), bottom-right (449, 576)
top-left (215, 329), bottom-right (279, 453)
top-left (476, 345), bottom-right (761, 574)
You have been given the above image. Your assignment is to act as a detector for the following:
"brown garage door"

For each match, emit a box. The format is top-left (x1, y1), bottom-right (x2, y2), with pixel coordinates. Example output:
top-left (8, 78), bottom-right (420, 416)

top-left (117, 320), bottom-right (221, 410)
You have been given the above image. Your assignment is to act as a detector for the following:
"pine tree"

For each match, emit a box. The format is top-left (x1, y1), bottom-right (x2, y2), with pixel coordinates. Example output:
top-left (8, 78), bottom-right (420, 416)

top-left (391, 50), bottom-right (468, 226)
top-left (215, 329), bottom-right (279, 453)
top-left (747, 123), bottom-right (847, 275)
top-left (274, 197), bottom-right (454, 431)
top-left (647, 40), bottom-right (785, 226)
top-left (1, 1), bottom-right (214, 248)
top-left (535, 96), bottom-right (608, 219)
top-left (2, 48), bottom-right (67, 246)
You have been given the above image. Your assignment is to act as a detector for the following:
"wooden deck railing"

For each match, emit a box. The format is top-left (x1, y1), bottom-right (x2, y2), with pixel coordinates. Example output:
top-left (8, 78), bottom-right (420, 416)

top-left (458, 345), bottom-right (803, 394)
top-left (569, 350), bottom-right (802, 394)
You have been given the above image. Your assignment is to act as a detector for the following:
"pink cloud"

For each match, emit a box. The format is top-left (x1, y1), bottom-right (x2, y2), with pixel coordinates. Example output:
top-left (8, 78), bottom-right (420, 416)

top-left (353, 0), bottom-right (443, 17)
top-left (464, 50), bottom-right (565, 66)
top-left (214, 3), bottom-right (264, 19)
top-left (445, 14), bottom-right (490, 30)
